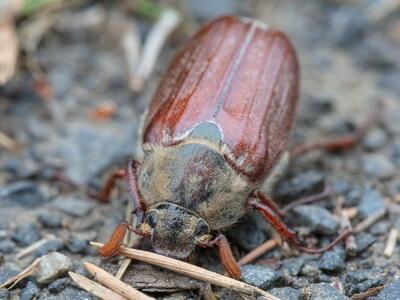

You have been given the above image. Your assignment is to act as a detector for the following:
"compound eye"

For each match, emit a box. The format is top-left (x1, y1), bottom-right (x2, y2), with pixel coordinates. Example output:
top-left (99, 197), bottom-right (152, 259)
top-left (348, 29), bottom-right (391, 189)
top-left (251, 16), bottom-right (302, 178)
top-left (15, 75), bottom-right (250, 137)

top-left (195, 221), bottom-right (209, 236)
top-left (146, 212), bottom-right (157, 228)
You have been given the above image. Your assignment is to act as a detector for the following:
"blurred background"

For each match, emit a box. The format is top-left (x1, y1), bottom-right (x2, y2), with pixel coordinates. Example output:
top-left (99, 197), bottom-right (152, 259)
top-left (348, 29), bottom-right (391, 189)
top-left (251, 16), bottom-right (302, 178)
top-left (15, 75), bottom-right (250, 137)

top-left (0, 0), bottom-right (400, 299)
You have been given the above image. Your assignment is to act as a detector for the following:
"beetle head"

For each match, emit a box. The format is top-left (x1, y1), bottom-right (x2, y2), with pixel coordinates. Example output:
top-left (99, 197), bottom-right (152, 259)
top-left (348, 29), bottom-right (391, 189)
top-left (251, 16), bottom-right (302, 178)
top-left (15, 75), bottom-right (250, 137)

top-left (143, 203), bottom-right (211, 258)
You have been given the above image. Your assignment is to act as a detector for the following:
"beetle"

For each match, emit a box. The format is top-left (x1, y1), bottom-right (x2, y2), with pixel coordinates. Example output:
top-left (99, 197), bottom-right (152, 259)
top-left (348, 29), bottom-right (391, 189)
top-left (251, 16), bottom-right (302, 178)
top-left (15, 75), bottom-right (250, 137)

top-left (95, 15), bottom-right (373, 279)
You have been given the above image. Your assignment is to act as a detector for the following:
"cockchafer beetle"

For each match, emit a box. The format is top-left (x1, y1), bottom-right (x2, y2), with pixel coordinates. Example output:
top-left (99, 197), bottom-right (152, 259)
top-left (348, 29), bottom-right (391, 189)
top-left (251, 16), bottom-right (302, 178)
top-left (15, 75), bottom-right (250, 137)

top-left (94, 15), bottom-right (378, 279)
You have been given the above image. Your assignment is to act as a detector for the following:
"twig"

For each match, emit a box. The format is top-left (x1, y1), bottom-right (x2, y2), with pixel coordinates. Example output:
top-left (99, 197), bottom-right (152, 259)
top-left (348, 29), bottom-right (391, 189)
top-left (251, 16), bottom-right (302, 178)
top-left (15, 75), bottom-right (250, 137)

top-left (281, 186), bottom-right (331, 214)
top-left (0, 131), bottom-right (18, 152)
top-left (351, 285), bottom-right (384, 300)
top-left (90, 242), bottom-right (280, 300)
top-left (384, 228), bottom-right (398, 257)
top-left (122, 21), bottom-right (141, 89)
top-left (84, 262), bottom-right (154, 300)
top-left (0, 258), bottom-right (40, 289)
top-left (238, 239), bottom-right (278, 266)
top-left (69, 272), bottom-right (127, 300)
top-left (336, 197), bottom-right (357, 256)
top-left (354, 208), bottom-right (386, 233)
top-left (342, 207), bottom-right (358, 220)
top-left (16, 236), bottom-right (56, 259)
top-left (130, 8), bottom-right (181, 92)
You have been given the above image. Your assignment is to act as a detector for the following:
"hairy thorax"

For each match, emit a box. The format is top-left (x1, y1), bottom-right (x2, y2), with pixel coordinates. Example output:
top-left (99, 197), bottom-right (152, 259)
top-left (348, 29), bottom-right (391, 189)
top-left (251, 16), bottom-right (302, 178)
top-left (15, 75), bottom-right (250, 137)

top-left (138, 138), bottom-right (254, 230)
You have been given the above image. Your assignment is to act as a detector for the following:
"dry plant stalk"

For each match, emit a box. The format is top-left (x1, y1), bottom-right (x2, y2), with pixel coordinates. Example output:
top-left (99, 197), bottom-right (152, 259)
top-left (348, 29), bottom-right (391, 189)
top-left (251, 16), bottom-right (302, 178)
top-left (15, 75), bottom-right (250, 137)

top-left (238, 239), bottom-right (278, 265)
top-left (16, 237), bottom-right (56, 259)
top-left (0, 131), bottom-right (18, 152)
top-left (0, 258), bottom-right (40, 289)
top-left (351, 285), bottom-right (384, 300)
top-left (130, 9), bottom-right (181, 91)
top-left (69, 272), bottom-right (127, 300)
top-left (342, 207), bottom-right (358, 220)
top-left (90, 242), bottom-right (281, 300)
top-left (84, 262), bottom-right (154, 300)
top-left (383, 228), bottom-right (399, 257)
top-left (354, 208), bottom-right (386, 233)
top-left (0, 19), bottom-right (18, 85)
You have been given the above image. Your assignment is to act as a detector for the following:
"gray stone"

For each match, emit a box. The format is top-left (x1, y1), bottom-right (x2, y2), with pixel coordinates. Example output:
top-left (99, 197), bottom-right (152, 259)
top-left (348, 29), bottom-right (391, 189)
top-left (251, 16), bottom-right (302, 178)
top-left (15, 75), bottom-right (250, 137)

top-left (355, 37), bottom-right (399, 70)
top-left (329, 7), bottom-right (367, 47)
top-left (35, 240), bottom-right (64, 257)
top-left (301, 263), bottom-right (321, 280)
top-left (0, 181), bottom-right (48, 208)
top-left (292, 205), bottom-right (339, 235)
top-left (0, 267), bottom-right (19, 285)
top-left (269, 287), bottom-right (300, 300)
top-left (301, 283), bottom-right (349, 300)
top-left (0, 240), bottom-right (16, 254)
top-left (0, 290), bottom-right (10, 300)
top-left (241, 265), bottom-right (283, 290)
top-left (362, 128), bottom-right (387, 151)
top-left (48, 277), bottom-right (70, 293)
top-left (38, 213), bottom-right (63, 229)
top-left (355, 233), bottom-right (376, 253)
top-left (12, 223), bottom-right (41, 246)
top-left (363, 154), bottom-right (396, 179)
top-left (376, 279), bottom-right (400, 300)
top-left (67, 238), bottom-right (88, 254)
top-left (52, 197), bottom-right (94, 217)
top-left (358, 189), bottom-right (386, 218)
top-left (274, 171), bottom-right (325, 201)
top-left (279, 257), bottom-right (304, 277)
top-left (35, 252), bottom-right (73, 284)
top-left (20, 281), bottom-right (40, 300)
top-left (186, 0), bottom-right (244, 20)
top-left (318, 247), bottom-right (346, 273)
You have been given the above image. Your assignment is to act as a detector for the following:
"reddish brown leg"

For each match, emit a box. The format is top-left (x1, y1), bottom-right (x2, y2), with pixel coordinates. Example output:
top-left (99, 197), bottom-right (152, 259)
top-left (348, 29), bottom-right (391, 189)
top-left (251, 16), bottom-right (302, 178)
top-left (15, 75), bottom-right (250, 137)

top-left (249, 192), bottom-right (351, 253)
top-left (290, 101), bottom-right (383, 157)
top-left (198, 234), bottom-right (241, 279)
top-left (126, 160), bottom-right (145, 226)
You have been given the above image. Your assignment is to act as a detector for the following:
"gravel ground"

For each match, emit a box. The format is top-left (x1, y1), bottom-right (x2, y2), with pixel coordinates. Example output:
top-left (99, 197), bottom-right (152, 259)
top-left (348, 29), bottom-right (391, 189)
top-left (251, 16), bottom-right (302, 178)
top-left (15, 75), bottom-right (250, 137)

top-left (0, 0), bottom-right (400, 299)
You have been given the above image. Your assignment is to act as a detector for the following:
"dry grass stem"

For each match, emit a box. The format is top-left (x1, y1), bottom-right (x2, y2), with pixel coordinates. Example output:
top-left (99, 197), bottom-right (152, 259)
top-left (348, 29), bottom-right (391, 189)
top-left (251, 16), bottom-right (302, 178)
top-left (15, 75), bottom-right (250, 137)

top-left (0, 131), bottom-right (18, 152)
top-left (0, 258), bottom-right (40, 289)
top-left (384, 228), bottom-right (398, 257)
top-left (351, 285), bottom-right (384, 300)
top-left (0, 20), bottom-right (18, 85)
top-left (130, 9), bottom-right (181, 91)
top-left (90, 242), bottom-right (281, 300)
top-left (342, 207), bottom-right (358, 220)
top-left (84, 262), bottom-right (154, 300)
top-left (354, 208), bottom-right (386, 233)
top-left (238, 239), bottom-right (278, 265)
top-left (16, 237), bottom-right (56, 259)
top-left (69, 272), bottom-right (127, 300)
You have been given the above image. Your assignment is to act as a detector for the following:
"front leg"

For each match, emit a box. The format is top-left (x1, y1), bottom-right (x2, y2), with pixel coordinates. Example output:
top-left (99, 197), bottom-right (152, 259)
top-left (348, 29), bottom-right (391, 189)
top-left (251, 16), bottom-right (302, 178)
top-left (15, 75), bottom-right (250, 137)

top-left (198, 234), bottom-right (241, 279)
top-left (99, 160), bottom-right (147, 257)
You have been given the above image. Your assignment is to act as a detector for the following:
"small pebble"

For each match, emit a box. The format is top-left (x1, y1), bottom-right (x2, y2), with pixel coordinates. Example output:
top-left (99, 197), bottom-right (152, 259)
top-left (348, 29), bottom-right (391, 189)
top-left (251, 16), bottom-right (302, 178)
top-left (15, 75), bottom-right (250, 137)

top-left (35, 240), bottom-right (64, 257)
top-left (357, 189), bottom-right (385, 218)
top-left (292, 205), bottom-right (339, 235)
top-left (0, 267), bottom-right (19, 285)
top-left (301, 283), bottom-right (349, 300)
top-left (363, 154), bottom-right (396, 179)
top-left (318, 247), bottom-right (346, 273)
top-left (0, 290), bottom-right (10, 300)
top-left (0, 240), bottom-right (16, 254)
top-left (378, 71), bottom-right (400, 97)
top-left (362, 128), bottom-right (387, 151)
top-left (67, 238), bottom-right (88, 254)
top-left (355, 37), bottom-right (398, 70)
top-left (52, 197), bottom-right (94, 217)
top-left (375, 279), bottom-right (400, 300)
top-left (241, 265), bottom-right (283, 290)
top-left (270, 287), bottom-right (300, 300)
top-left (48, 277), bottom-right (70, 293)
top-left (0, 181), bottom-right (48, 208)
top-left (329, 6), bottom-right (367, 47)
top-left (20, 281), bottom-right (40, 300)
top-left (12, 223), bottom-right (41, 247)
top-left (355, 233), bottom-right (376, 254)
top-left (38, 213), bottom-right (63, 229)
top-left (35, 252), bottom-right (73, 284)
top-left (279, 257), bottom-right (304, 277)
top-left (300, 263), bottom-right (321, 280)
top-left (274, 171), bottom-right (325, 201)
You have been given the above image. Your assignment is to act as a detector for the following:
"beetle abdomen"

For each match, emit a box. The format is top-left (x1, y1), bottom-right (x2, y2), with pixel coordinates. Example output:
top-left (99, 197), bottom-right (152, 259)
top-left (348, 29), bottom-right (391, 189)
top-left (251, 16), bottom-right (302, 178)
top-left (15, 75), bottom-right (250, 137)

top-left (143, 16), bottom-right (299, 182)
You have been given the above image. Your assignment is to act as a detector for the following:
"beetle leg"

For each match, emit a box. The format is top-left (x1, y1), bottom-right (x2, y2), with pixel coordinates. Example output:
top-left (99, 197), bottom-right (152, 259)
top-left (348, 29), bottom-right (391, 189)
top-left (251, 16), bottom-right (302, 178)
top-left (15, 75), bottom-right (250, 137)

top-left (98, 221), bottom-right (146, 258)
top-left (290, 101), bottom-right (383, 157)
top-left (251, 190), bottom-right (285, 217)
top-left (199, 234), bottom-right (241, 279)
top-left (126, 159), bottom-right (145, 226)
top-left (248, 199), bottom-right (303, 247)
